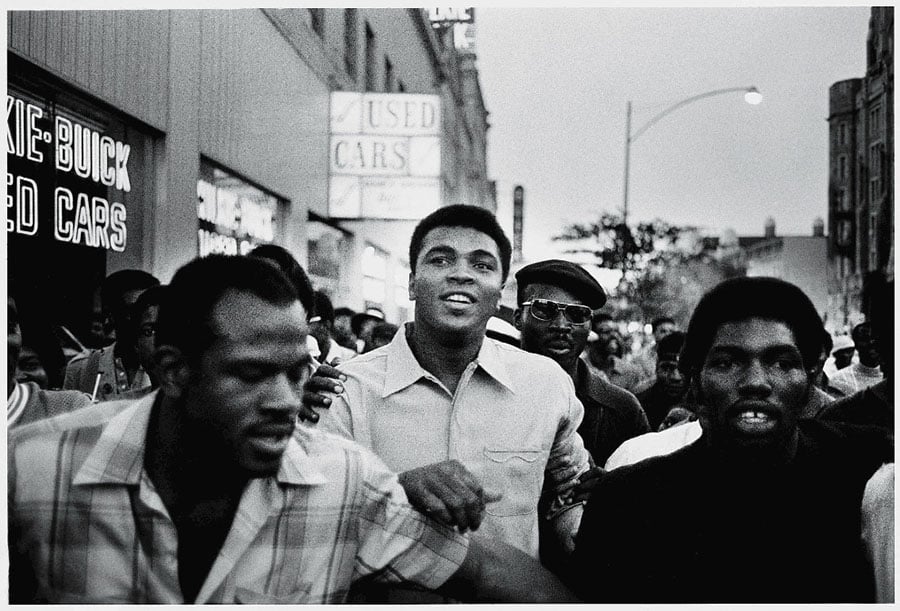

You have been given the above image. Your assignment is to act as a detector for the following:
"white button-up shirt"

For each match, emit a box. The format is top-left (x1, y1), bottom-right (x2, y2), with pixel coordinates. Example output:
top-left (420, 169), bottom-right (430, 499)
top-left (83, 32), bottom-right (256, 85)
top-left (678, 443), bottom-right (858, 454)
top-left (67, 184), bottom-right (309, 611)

top-left (317, 323), bottom-right (590, 557)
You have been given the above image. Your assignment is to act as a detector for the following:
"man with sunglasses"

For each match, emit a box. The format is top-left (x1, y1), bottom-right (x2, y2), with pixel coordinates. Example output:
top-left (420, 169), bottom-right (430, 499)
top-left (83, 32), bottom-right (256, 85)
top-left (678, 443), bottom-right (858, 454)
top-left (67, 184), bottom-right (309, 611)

top-left (515, 260), bottom-right (650, 466)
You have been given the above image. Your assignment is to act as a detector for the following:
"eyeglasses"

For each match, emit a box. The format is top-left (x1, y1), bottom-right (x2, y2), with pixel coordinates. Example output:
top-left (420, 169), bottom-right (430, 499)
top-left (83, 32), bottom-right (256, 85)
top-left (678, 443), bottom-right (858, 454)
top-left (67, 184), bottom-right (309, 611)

top-left (522, 299), bottom-right (593, 324)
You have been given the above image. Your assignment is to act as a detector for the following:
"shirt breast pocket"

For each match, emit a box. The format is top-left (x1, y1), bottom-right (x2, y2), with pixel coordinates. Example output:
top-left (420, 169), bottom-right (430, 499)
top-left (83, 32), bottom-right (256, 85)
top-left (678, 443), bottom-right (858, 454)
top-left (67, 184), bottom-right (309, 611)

top-left (481, 448), bottom-right (547, 517)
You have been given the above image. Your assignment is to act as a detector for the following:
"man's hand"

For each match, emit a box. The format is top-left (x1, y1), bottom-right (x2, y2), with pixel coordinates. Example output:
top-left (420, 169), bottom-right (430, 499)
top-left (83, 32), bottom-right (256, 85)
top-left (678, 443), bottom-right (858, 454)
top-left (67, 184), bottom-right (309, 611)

top-left (398, 460), bottom-right (502, 533)
top-left (300, 363), bottom-right (346, 423)
top-left (567, 465), bottom-right (605, 505)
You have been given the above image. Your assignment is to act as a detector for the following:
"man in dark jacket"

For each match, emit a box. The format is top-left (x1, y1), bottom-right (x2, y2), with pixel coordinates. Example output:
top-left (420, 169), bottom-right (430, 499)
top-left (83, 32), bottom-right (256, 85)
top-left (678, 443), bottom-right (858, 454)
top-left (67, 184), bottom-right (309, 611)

top-left (635, 331), bottom-right (691, 431)
top-left (514, 259), bottom-right (650, 465)
top-left (572, 277), bottom-right (892, 603)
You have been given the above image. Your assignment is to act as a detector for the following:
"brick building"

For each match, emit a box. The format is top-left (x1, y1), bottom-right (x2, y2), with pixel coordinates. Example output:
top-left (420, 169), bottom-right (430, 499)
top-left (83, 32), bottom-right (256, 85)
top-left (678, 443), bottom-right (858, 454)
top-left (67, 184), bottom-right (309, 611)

top-left (826, 7), bottom-right (894, 330)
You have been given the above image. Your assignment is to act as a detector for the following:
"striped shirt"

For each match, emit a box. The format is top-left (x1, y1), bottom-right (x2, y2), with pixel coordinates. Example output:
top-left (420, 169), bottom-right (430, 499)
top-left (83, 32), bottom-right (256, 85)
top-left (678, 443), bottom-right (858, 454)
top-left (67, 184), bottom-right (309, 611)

top-left (8, 392), bottom-right (468, 603)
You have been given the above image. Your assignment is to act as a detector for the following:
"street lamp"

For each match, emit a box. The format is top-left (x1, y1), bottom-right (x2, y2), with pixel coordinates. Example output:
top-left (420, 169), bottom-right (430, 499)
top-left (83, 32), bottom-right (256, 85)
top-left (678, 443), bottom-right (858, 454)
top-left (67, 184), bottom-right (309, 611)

top-left (622, 86), bottom-right (762, 231)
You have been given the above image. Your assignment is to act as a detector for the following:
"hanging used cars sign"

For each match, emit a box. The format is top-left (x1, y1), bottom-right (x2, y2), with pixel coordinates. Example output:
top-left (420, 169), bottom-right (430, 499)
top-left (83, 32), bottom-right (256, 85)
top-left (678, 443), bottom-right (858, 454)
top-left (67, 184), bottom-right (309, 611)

top-left (328, 92), bottom-right (441, 220)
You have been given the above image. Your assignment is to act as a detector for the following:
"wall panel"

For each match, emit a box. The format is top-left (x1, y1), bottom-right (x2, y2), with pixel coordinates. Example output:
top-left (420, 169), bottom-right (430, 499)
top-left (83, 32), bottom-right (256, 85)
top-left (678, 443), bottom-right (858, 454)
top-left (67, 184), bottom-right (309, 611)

top-left (8, 10), bottom-right (170, 131)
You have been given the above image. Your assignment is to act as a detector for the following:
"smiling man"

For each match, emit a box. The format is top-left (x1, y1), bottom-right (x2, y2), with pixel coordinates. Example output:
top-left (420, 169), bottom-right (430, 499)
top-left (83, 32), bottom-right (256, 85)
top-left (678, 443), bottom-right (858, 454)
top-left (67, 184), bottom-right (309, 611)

top-left (9, 255), bottom-right (574, 604)
top-left (571, 276), bottom-right (893, 603)
top-left (316, 206), bottom-right (590, 600)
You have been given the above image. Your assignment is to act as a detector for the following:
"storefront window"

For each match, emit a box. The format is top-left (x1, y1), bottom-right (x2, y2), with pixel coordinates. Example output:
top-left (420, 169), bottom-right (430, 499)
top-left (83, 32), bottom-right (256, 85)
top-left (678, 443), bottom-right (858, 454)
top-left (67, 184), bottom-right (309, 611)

top-left (394, 262), bottom-right (411, 321)
top-left (197, 159), bottom-right (284, 256)
top-left (361, 243), bottom-right (387, 307)
top-left (307, 219), bottom-right (352, 297)
top-left (7, 69), bottom-right (156, 344)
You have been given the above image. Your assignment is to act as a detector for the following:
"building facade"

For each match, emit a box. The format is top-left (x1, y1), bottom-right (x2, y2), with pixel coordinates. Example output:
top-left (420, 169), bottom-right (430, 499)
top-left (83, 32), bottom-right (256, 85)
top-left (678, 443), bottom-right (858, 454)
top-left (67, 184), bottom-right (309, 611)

top-left (743, 225), bottom-right (829, 325)
top-left (7, 9), bottom-right (494, 341)
top-left (826, 6), bottom-right (894, 330)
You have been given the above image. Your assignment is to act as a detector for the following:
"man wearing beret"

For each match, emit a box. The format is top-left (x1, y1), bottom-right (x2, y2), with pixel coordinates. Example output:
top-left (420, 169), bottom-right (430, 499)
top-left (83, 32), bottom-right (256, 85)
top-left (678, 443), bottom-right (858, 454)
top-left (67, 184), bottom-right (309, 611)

top-left (513, 260), bottom-right (650, 577)
top-left (514, 259), bottom-right (650, 466)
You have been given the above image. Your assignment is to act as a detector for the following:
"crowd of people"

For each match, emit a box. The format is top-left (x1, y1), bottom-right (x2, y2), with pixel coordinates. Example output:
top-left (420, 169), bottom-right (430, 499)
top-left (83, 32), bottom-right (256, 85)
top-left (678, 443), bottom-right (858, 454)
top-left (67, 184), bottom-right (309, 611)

top-left (7, 204), bottom-right (894, 603)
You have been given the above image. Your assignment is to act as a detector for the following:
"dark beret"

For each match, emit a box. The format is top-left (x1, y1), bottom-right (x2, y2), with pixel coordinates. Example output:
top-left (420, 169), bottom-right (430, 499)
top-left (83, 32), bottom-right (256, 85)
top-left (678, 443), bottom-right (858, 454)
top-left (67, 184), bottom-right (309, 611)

top-left (515, 259), bottom-right (606, 309)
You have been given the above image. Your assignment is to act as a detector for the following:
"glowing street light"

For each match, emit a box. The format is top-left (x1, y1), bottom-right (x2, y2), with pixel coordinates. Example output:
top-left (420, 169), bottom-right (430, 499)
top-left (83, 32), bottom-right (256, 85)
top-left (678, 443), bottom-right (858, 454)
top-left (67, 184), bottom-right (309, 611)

top-left (618, 85), bottom-right (761, 275)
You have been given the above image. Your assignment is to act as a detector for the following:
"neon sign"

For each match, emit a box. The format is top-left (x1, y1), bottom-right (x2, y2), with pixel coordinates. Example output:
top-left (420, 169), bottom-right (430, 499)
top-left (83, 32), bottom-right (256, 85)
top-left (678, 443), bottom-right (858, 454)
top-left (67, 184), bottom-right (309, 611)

top-left (6, 94), bottom-right (129, 252)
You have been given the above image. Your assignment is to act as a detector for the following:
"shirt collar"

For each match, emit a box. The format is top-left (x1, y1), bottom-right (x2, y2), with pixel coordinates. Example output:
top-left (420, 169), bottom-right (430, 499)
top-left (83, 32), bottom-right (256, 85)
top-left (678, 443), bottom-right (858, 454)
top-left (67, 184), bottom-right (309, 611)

top-left (74, 391), bottom-right (328, 487)
top-left (474, 334), bottom-right (516, 393)
top-left (277, 429), bottom-right (329, 486)
top-left (382, 323), bottom-right (515, 397)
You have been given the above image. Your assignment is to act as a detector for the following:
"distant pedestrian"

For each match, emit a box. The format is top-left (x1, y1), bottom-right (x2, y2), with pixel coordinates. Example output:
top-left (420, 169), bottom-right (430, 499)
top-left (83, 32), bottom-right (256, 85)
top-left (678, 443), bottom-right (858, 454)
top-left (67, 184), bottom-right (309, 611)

top-left (332, 307), bottom-right (359, 351)
top-left (585, 313), bottom-right (645, 392)
top-left (827, 322), bottom-right (882, 397)
top-left (351, 306), bottom-right (386, 353)
top-left (368, 321), bottom-right (399, 352)
top-left (63, 269), bottom-right (159, 401)
top-left (633, 315), bottom-right (678, 381)
top-left (7, 298), bottom-right (90, 429)
top-left (635, 331), bottom-right (690, 431)
top-left (818, 277), bottom-right (893, 431)
top-left (308, 291), bottom-right (358, 365)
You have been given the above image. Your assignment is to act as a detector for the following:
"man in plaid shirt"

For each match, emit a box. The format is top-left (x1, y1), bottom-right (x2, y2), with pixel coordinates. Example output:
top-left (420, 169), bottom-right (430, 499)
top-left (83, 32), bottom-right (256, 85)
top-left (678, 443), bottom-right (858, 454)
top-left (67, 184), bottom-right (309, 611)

top-left (8, 255), bottom-right (574, 604)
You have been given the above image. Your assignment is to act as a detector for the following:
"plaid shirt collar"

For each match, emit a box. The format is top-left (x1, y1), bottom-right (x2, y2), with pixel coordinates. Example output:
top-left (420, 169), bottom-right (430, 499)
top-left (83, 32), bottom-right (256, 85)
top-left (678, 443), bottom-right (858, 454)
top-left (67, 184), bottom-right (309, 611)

top-left (73, 390), bottom-right (328, 487)
top-left (382, 322), bottom-right (516, 397)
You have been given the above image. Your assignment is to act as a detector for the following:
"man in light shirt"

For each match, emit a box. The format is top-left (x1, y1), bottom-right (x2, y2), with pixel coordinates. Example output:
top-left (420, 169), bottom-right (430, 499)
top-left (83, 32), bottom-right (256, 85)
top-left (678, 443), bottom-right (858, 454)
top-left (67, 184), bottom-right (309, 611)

top-left (314, 206), bottom-right (590, 577)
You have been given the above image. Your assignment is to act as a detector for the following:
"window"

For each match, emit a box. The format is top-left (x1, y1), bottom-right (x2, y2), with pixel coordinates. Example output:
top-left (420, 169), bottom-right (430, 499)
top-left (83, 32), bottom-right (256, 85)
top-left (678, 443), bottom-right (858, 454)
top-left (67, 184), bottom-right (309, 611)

top-left (197, 160), bottom-right (283, 257)
top-left (838, 155), bottom-right (848, 182)
top-left (869, 144), bottom-right (882, 202)
top-left (343, 9), bottom-right (357, 79)
top-left (394, 262), bottom-right (410, 316)
top-left (307, 220), bottom-right (350, 294)
top-left (364, 22), bottom-right (376, 92)
top-left (840, 255), bottom-right (852, 278)
top-left (838, 122), bottom-right (848, 146)
top-left (6, 77), bottom-right (157, 342)
top-left (837, 220), bottom-right (853, 247)
top-left (384, 57), bottom-right (394, 92)
top-left (309, 9), bottom-right (324, 37)
top-left (870, 104), bottom-right (882, 133)
top-left (361, 243), bottom-right (387, 307)
top-left (868, 213), bottom-right (878, 269)
top-left (837, 188), bottom-right (850, 212)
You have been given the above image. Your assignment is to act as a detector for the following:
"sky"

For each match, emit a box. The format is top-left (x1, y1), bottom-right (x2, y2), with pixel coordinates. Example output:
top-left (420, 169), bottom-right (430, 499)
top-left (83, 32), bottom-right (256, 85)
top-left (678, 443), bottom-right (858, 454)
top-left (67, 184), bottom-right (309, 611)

top-left (475, 6), bottom-right (872, 262)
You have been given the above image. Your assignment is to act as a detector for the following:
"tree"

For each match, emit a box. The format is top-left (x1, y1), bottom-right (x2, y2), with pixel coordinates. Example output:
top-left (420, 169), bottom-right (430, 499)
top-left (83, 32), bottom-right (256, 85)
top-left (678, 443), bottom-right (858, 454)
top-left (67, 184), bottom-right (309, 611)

top-left (554, 213), bottom-right (744, 325)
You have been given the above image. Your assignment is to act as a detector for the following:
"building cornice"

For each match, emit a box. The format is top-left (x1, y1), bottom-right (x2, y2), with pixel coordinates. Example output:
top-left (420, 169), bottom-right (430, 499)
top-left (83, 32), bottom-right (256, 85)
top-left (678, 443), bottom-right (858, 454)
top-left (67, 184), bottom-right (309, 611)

top-left (408, 8), bottom-right (446, 83)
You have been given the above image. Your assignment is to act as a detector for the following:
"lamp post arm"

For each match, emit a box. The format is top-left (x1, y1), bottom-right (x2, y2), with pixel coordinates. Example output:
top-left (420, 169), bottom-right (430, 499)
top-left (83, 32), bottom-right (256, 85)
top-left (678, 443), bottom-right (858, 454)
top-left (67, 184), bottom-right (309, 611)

top-left (630, 86), bottom-right (755, 144)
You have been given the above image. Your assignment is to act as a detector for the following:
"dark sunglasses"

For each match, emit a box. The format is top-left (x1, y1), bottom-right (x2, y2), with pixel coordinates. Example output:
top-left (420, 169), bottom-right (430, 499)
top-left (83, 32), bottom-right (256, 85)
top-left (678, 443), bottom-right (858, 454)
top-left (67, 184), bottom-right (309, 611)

top-left (522, 299), bottom-right (593, 324)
